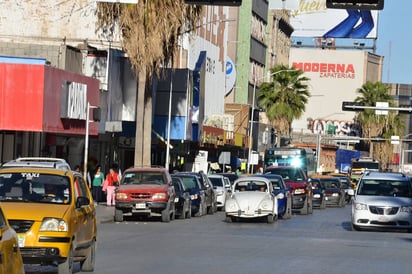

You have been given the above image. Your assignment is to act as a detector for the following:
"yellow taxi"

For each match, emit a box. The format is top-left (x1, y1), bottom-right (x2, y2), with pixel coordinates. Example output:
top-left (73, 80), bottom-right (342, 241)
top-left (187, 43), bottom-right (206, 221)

top-left (0, 206), bottom-right (25, 274)
top-left (0, 158), bottom-right (96, 274)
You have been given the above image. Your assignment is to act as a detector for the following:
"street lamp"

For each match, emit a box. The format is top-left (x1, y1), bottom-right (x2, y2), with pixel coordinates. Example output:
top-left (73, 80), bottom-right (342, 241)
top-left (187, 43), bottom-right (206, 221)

top-left (84, 102), bottom-right (98, 182)
top-left (247, 69), bottom-right (297, 174)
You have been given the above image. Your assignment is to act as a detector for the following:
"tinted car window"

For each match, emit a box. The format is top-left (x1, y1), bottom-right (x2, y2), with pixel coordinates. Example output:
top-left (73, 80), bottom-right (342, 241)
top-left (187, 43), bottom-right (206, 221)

top-left (358, 179), bottom-right (412, 197)
top-left (209, 177), bottom-right (224, 187)
top-left (179, 177), bottom-right (200, 190)
top-left (122, 172), bottom-right (166, 185)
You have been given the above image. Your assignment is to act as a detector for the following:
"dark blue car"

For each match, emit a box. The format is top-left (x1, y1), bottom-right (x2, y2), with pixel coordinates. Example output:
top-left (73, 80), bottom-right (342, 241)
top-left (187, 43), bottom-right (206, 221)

top-left (255, 174), bottom-right (292, 219)
top-left (171, 174), bottom-right (206, 217)
top-left (171, 176), bottom-right (192, 219)
top-left (310, 178), bottom-right (326, 209)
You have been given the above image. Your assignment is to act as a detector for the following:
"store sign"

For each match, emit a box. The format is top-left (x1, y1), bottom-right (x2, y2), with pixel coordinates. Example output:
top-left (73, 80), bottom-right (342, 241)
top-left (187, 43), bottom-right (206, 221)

top-left (293, 62), bottom-right (356, 79)
top-left (61, 81), bottom-right (87, 120)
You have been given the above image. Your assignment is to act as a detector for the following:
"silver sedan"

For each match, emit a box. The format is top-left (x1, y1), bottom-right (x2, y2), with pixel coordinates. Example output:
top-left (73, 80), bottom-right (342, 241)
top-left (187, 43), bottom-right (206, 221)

top-left (225, 176), bottom-right (278, 223)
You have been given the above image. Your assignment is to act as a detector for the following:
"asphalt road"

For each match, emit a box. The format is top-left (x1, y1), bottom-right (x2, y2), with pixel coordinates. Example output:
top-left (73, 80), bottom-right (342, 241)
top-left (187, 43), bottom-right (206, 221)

top-left (26, 204), bottom-right (412, 274)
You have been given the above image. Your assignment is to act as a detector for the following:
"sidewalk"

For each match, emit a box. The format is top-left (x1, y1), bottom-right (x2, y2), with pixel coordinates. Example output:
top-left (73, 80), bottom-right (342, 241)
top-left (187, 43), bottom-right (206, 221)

top-left (95, 203), bottom-right (114, 224)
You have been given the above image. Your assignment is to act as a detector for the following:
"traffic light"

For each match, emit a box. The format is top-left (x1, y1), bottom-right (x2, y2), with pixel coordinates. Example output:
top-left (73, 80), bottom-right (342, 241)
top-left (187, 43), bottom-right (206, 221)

top-left (185, 0), bottom-right (242, 6)
top-left (342, 101), bottom-right (365, 111)
top-left (326, 0), bottom-right (384, 10)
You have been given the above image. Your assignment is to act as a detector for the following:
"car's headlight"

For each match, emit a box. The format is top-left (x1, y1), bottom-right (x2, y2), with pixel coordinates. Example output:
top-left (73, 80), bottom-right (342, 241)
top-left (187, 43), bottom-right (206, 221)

top-left (152, 193), bottom-right (167, 200)
top-left (191, 194), bottom-right (198, 200)
top-left (216, 190), bottom-right (224, 195)
top-left (400, 206), bottom-right (412, 213)
top-left (40, 218), bottom-right (68, 232)
top-left (313, 194), bottom-right (321, 198)
top-left (227, 201), bottom-right (238, 211)
top-left (116, 192), bottom-right (128, 200)
top-left (294, 189), bottom-right (305, 195)
top-left (354, 202), bottom-right (368, 210)
top-left (259, 200), bottom-right (271, 210)
top-left (332, 193), bottom-right (339, 197)
top-left (276, 193), bottom-right (285, 199)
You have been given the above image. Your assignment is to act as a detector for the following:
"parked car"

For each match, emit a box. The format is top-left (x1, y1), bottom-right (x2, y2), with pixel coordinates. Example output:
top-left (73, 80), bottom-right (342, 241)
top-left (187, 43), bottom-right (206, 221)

top-left (175, 171), bottom-right (217, 214)
top-left (313, 176), bottom-right (346, 207)
top-left (333, 176), bottom-right (355, 203)
top-left (310, 178), bottom-right (326, 209)
top-left (173, 173), bottom-right (206, 217)
top-left (171, 176), bottom-right (191, 219)
top-left (254, 174), bottom-right (292, 219)
top-left (352, 171), bottom-right (412, 232)
top-left (225, 176), bottom-right (278, 223)
top-left (208, 174), bottom-right (231, 210)
top-left (0, 206), bottom-right (25, 274)
top-left (0, 159), bottom-right (97, 274)
top-left (115, 167), bottom-right (176, 222)
top-left (264, 166), bottom-right (313, 215)
top-left (216, 172), bottom-right (239, 186)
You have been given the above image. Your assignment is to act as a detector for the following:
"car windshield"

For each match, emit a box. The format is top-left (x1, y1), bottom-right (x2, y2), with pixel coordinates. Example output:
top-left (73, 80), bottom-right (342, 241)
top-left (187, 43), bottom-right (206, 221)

top-left (358, 179), bottom-right (412, 197)
top-left (321, 179), bottom-right (340, 189)
top-left (234, 180), bottom-right (268, 192)
top-left (0, 172), bottom-right (71, 204)
top-left (208, 177), bottom-right (224, 187)
top-left (122, 172), bottom-right (166, 185)
top-left (266, 169), bottom-right (304, 181)
top-left (178, 177), bottom-right (200, 190)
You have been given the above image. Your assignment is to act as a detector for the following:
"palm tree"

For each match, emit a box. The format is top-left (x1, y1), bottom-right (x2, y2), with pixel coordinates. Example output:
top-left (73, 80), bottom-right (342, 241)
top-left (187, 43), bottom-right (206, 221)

top-left (95, 1), bottom-right (201, 167)
top-left (257, 64), bottom-right (310, 142)
top-left (354, 81), bottom-right (404, 167)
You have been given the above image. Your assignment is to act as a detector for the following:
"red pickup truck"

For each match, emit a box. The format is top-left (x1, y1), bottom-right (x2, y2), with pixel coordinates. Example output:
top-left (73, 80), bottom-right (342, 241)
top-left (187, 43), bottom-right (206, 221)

top-left (114, 167), bottom-right (176, 222)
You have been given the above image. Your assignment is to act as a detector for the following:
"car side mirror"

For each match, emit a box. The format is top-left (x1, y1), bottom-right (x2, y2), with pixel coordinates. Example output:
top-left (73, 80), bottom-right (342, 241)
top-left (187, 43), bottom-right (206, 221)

top-left (348, 189), bottom-right (355, 196)
top-left (76, 196), bottom-right (90, 208)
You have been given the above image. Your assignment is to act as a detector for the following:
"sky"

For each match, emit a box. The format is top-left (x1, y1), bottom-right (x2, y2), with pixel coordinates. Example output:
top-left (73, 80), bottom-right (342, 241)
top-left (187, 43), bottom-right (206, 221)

top-left (375, 2), bottom-right (412, 84)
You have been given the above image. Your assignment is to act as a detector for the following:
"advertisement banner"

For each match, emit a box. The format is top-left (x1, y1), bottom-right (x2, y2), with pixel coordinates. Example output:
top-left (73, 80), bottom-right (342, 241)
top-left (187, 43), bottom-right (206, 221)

top-left (289, 0), bottom-right (378, 39)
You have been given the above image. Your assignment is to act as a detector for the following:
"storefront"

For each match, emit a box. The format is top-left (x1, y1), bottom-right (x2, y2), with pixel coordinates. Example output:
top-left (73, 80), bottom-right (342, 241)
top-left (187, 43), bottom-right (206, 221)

top-left (0, 60), bottom-right (99, 168)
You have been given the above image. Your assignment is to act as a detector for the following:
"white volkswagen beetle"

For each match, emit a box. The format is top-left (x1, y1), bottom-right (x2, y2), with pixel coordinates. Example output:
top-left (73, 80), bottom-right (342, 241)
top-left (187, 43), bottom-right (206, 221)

top-left (225, 176), bottom-right (278, 223)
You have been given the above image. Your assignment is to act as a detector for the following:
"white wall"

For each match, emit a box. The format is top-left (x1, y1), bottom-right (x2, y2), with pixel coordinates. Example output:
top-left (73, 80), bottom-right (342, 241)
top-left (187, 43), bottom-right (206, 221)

top-left (290, 48), bottom-right (369, 134)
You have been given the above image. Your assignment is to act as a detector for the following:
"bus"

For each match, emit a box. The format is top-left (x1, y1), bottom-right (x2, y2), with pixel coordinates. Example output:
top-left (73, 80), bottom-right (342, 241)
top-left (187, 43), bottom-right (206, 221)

top-left (349, 157), bottom-right (380, 186)
top-left (264, 148), bottom-right (315, 177)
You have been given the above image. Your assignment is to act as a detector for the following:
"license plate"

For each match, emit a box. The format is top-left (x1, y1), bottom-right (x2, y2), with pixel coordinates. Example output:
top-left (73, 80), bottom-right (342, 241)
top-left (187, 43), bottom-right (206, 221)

top-left (18, 235), bottom-right (25, 247)
top-left (174, 197), bottom-right (179, 203)
top-left (136, 203), bottom-right (146, 209)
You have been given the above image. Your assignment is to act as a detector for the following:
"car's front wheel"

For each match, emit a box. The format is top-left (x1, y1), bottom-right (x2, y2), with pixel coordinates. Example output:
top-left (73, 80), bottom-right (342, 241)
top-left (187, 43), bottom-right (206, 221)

top-left (299, 198), bottom-right (308, 215)
top-left (282, 199), bottom-right (292, 219)
top-left (80, 239), bottom-right (96, 272)
top-left (114, 209), bottom-right (124, 222)
top-left (58, 246), bottom-right (73, 274)
top-left (161, 204), bottom-right (171, 222)
top-left (352, 223), bottom-right (361, 231)
top-left (194, 201), bottom-right (203, 217)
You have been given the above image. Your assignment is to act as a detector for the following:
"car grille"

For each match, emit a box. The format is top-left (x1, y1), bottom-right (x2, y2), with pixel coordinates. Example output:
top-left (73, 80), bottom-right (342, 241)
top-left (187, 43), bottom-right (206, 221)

top-left (9, 220), bottom-right (34, 233)
top-left (369, 206), bottom-right (398, 215)
top-left (130, 192), bottom-right (152, 199)
top-left (20, 247), bottom-right (49, 257)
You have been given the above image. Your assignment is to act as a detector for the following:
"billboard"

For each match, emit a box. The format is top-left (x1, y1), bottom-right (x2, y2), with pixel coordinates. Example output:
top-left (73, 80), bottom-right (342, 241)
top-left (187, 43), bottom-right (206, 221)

top-left (289, 0), bottom-right (378, 39)
top-left (289, 48), bottom-right (367, 134)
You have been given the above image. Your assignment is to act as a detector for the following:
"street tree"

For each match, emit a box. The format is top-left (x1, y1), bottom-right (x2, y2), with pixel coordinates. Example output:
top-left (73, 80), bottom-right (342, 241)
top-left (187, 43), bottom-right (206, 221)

top-left (257, 64), bottom-right (310, 143)
top-left (95, 1), bottom-right (201, 167)
top-left (354, 81), bottom-right (404, 168)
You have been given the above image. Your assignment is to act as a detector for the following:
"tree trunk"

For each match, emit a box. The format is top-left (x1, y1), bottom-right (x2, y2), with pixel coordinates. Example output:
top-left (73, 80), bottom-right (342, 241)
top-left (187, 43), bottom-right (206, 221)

top-left (134, 67), bottom-right (152, 167)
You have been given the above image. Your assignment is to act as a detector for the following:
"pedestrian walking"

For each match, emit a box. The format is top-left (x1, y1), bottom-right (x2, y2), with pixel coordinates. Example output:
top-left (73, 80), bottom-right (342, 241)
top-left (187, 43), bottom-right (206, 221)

top-left (91, 165), bottom-right (104, 203)
top-left (105, 166), bottom-right (120, 207)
